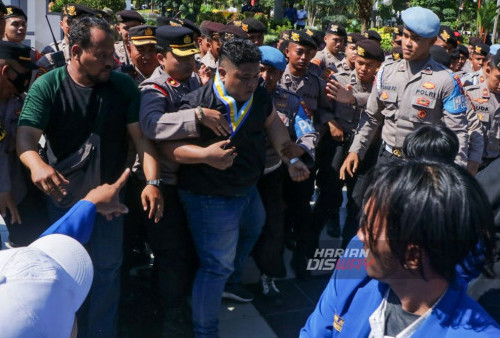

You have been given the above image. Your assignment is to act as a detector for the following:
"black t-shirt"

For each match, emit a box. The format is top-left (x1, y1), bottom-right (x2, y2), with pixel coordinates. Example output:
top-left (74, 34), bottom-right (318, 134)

top-left (19, 67), bottom-right (140, 183)
top-left (177, 78), bottom-right (273, 196)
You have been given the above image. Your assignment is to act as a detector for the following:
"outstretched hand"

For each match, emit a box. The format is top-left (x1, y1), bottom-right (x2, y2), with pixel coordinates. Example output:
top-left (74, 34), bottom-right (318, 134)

top-left (83, 168), bottom-right (131, 221)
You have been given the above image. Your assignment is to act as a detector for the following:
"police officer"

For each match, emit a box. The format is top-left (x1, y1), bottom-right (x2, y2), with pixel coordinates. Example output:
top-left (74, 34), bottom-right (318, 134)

top-left (199, 21), bottom-right (225, 73)
top-left (451, 44), bottom-right (469, 75)
top-left (392, 25), bottom-right (404, 48)
top-left (465, 52), bottom-right (500, 170)
top-left (318, 39), bottom-right (384, 248)
top-left (36, 4), bottom-right (98, 77)
top-left (114, 9), bottom-right (145, 65)
top-left (463, 37), bottom-right (482, 73)
top-left (120, 25), bottom-right (159, 86)
top-left (434, 25), bottom-right (457, 53)
top-left (255, 46), bottom-right (317, 299)
top-left (242, 17), bottom-right (267, 46)
top-left (0, 41), bottom-right (50, 247)
top-left (135, 25), bottom-right (232, 335)
top-left (341, 33), bottom-right (367, 73)
top-left (462, 45), bottom-right (498, 88)
top-left (279, 30), bottom-right (334, 278)
top-left (3, 6), bottom-right (42, 63)
top-left (341, 7), bottom-right (470, 177)
top-left (310, 23), bottom-right (346, 77)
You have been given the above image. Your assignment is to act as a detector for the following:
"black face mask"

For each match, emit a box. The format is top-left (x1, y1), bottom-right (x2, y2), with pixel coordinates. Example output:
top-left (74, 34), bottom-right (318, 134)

top-left (8, 66), bottom-right (31, 94)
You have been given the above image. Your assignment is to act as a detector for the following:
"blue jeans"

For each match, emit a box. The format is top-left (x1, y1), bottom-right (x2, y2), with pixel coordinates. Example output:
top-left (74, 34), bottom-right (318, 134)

top-left (47, 200), bottom-right (123, 338)
top-left (179, 186), bottom-right (265, 338)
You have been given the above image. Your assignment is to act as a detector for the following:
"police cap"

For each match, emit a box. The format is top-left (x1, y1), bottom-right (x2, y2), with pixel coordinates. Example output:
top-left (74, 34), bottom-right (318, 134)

top-left (391, 46), bottom-right (403, 61)
top-left (457, 44), bottom-right (469, 58)
top-left (129, 25), bottom-right (156, 46)
top-left (430, 45), bottom-right (451, 68)
top-left (242, 17), bottom-right (267, 34)
top-left (288, 30), bottom-right (317, 49)
top-left (156, 26), bottom-right (199, 56)
top-left (438, 25), bottom-right (457, 47)
top-left (325, 23), bottom-right (346, 37)
top-left (115, 9), bottom-right (145, 24)
top-left (468, 37), bottom-right (482, 47)
top-left (493, 50), bottom-right (500, 69)
top-left (347, 33), bottom-right (367, 45)
top-left (364, 30), bottom-right (382, 42)
top-left (63, 3), bottom-right (96, 18)
top-left (200, 21), bottom-right (225, 40)
top-left (259, 46), bottom-right (286, 71)
top-left (279, 29), bottom-right (291, 41)
top-left (356, 39), bottom-right (384, 62)
top-left (171, 18), bottom-right (201, 36)
top-left (449, 48), bottom-right (460, 61)
top-left (401, 6), bottom-right (440, 38)
top-left (4, 6), bottom-right (26, 20)
top-left (392, 25), bottom-right (404, 37)
top-left (473, 42), bottom-right (489, 56)
top-left (220, 25), bottom-right (249, 41)
top-left (0, 41), bottom-right (35, 69)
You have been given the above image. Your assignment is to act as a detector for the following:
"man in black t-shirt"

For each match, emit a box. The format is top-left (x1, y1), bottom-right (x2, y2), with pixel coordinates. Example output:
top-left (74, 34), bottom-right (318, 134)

top-left (17, 16), bottom-right (163, 338)
top-left (163, 39), bottom-right (310, 337)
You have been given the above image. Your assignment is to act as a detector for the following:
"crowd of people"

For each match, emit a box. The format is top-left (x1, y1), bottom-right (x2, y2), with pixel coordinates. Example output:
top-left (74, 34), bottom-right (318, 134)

top-left (1, 1), bottom-right (500, 337)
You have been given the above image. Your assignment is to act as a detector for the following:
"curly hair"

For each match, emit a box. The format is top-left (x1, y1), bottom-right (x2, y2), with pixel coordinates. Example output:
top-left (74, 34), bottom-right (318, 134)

top-left (219, 38), bottom-right (261, 67)
top-left (68, 16), bottom-right (112, 52)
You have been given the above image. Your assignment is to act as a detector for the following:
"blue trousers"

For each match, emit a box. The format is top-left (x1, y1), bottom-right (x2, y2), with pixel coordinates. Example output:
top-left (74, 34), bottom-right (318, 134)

top-left (179, 186), bottom-right (265, 338)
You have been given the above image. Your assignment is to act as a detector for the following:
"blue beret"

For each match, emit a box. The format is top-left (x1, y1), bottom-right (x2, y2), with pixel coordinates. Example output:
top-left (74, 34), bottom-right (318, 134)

top-left (489, 44), bottom-right (500, 56)
top-left (259, 46), bottom-right (286, 71)
top-left (401, 7), bottom-right (440, 38)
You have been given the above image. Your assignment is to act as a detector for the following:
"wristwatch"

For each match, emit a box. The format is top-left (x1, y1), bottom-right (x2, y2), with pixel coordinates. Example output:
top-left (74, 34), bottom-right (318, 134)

top-left (146, 179), bottom-right (162, 188)
top-left (289, 157), bottom-right (300, 165)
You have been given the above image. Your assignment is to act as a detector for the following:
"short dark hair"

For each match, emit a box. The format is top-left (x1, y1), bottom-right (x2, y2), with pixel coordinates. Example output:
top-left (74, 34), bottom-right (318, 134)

top-left (402, 125), bottom-right (459, 163)
top-left (219, 38), bottom-right (261, 67)
top-left (360, 160), bottom-right (495, 282)
top-left (68, 16), bottom-right (113, 51)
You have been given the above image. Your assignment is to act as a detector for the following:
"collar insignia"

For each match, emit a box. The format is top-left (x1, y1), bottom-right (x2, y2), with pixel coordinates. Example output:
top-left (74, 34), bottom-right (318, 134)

top-left (167, 77), bottom-right (180, 87)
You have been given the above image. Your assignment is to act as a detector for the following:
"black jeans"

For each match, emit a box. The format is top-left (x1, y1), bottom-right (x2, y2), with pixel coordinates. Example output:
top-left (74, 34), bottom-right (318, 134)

top-left (254, 166), bottom-right (286, 278)
top-left (125, 175), bottom-right (197, 310)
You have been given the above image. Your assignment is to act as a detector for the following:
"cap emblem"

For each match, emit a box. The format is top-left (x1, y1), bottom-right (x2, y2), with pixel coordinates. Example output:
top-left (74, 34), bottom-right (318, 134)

top-left (242, 23), bottom-right (249, 32)
top-left (66, 5), bottom-right (76, 16)
top-left (184, 35), bottom-right (192, 44)
top-left (330, 25), bottom-right (338, 32)
top-left (145, 27), bottom-right (153, 36)
top-left (440, 30), bottom-right (450, 42)
top-left (357, 46), bottom-right (365, 57)
top-left (291, 32), bottom-right (300, 42)
top-left (475, 45), bottom-right (482, 54)
top-left (347, 36), bottom-right (353, 43)
top-left (6, 7), bottom-right (12, 15)
top-left (306, 29), bottom-right (313, 36)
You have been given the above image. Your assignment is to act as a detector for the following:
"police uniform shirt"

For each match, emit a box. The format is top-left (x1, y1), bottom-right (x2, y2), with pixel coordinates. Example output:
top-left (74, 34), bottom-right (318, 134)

top-left (134, 66), bottom-right (202, 184)
top-left (349, 57), bottom-right (470, 166)
top-left (114, 40), bottom-right (130, 65)
top-left (200, 50), bottom-right (217, 71)
top-left (462, 59), bottom-right (474, 73)
top-left (0, 97), bottom-right (28, 204)
top-left (265, 86), bottom-right (317, 171)
top-left (42, 39), bottom-right (71, 62)
top-left (337, 57), bottom-right (353, 73)
top-left (466, 82), bottom-right (500, 159)
top-left (279, 65), bottom-right (334, 133)
top-left (311, 48), bottom-right (345, 72)
top-left (461, 68), bottom-right (485, 88)
top-left (332, 69), bottom-right (373, 134)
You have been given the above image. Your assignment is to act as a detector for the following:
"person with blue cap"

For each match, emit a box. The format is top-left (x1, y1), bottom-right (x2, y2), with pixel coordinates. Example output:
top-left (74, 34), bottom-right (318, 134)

top-left (341, 6), bottom-right (473, 176)
top-left (253, 46), bottom-right (316, 303)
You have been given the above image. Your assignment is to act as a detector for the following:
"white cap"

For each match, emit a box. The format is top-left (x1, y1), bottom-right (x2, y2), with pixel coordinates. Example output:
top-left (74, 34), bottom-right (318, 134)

top-left (0, 234), bottom-right (93, 337)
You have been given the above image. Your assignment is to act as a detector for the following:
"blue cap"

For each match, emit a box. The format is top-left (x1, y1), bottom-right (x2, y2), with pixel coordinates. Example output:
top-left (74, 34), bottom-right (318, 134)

top-left (489, 44), bottom-right (500, 56)
top-left (259, 46), bottom-right (286, 72)
top-left (401, 7), bottom-right (440, 38)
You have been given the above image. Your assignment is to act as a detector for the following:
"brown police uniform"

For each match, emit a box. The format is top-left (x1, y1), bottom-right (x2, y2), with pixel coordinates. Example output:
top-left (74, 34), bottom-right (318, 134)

top-left (466, 81), bottom-right (500, 161)
top-left (349, 57), bottom-right (470, 166)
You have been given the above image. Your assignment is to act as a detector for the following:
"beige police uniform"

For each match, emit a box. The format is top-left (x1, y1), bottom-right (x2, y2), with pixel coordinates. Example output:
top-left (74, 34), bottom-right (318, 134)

top-left (462, 60), bottom-right (474, 73)
top-left (279, 65), bottom-right (334, 132)
top-left (133, 66), bottom-right (202, 184)
top-left (332, 69), bottom-right (372, 134)
top-left (114, 40), bottom-right (130, 65)
top-left (466, 82), bottom-right (500, 160)
top-left (349, 57), bottom-right (470, 166)
top-left (0, 97), bottom-right (27, 204)
top-left (311, 48), bottom-right (345, 72)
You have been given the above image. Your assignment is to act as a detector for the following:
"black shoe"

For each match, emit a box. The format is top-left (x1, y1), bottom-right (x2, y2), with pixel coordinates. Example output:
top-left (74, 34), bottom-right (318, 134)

top-left (222, 284), bottom-right (254, 302)
top-left (261, 274), bottom-right (283, 306)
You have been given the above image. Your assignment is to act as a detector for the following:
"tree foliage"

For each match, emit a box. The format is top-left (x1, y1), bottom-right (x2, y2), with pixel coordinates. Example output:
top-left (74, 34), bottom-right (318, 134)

top-left (52, 0), bottom-right (126, 12)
